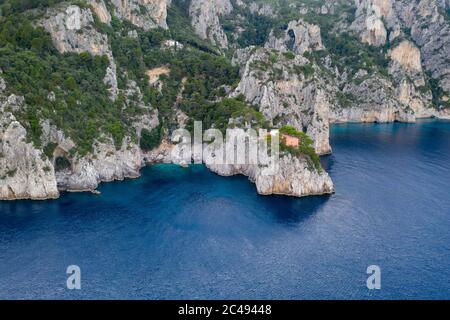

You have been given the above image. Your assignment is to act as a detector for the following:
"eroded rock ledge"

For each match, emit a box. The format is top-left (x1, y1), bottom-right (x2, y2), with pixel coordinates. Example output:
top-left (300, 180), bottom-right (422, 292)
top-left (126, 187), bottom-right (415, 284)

top-left (206, 154), bottom-right (334, 198)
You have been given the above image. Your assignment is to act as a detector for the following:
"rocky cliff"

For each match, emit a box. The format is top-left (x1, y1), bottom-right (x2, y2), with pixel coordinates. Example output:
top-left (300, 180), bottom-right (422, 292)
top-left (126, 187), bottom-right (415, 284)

top-left (203, 129), bottom-right (334, 197)
top-left (0, 2), bottom-right (163, 200)
top-left (0, 75), bottom-right (158, 199)
top-left (40, 3), bottom-right (119, 101)
top-left (110, 0), bottom-right (170, 30)
top-left (2, 0), bottom-right (450, 200)
top-left (231, 44), bottom-right (333, 155)
top-left (265, 19), bottom-right (324, 55)
top-left (0, 81), bottom-right (59, 200)
top-left (351, 0), bottom-right (450, 98)
top-left (140, 128), bottom-right (335, 198)
top-left (188, 0), bottom-right (233, 48)
top-left (55, 137), bottom-right (143, 192)
top-left (231, 7), bottom-right (447, 155)
top-left (351, 0), bottom-right (394, 46)
top-left (206, 153), bottom-right (335, 198)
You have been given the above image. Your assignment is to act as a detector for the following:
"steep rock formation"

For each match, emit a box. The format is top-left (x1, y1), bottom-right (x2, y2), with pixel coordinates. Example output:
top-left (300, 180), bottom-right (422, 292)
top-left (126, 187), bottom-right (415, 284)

top-left (124, 80), bottom-right (160, 137)
top-left (89, 0), bottom-right (111, 24)
top-left (203, 130), bottom-right (334, 197)
top-left (351, 0), bottom-right (450, 97)
top-left (393, 0), bottom-right (450, 94)
top-left (110, 0), bottom-right (170, 30)
top-left (207, 155), bottom-right (334, 197)
top-left (232, 25), bottom-right (333, 155)
top-left (232, 18), bottom-right (439, 155)
top-left (47, 79), bottom-right (158, 193)
top-left (142, 130), bottom-right (335, 198)
top-left (143, 140), bottom-right (175, 164)
top-left (329, 38), bottom-right (434, 123)
top-left (247, 1), bottom-right (276, 17)
top-left (388, 40), bottom-right (433, 117)
top-left (330, 74), bottom-right (416, 123)
top-left (189, 0), bottom-right (233, 48)
top-left (40, 4), bottom-right (109, 54)
top-left (389, 40), bottom-right (423, 73)
top-left (351, 0), bottom-right (395, 46)
top-left (40, 4), bottom-right (119, 101)
top-left (265, 19), bottom-right (324, 55)
top-left (56, 137), bottom-right (142, 192)
top-left (32, 4), bottom-right (160, 195)
top-left (328, 40), bottom-right (430, 121)
top-left (0, 86), bottom-right (59, 200)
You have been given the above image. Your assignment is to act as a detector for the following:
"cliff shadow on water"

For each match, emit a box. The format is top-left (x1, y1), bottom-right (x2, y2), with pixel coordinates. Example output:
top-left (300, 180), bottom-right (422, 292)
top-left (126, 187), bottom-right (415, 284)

top-left (256, 193), bottom-right (332, 226)
top-left (1, 121), bottom-right (450, 299)
top-left (0, 163), bottom-right (331, 228)
top-left (131, 164), bottom-right (332, 226)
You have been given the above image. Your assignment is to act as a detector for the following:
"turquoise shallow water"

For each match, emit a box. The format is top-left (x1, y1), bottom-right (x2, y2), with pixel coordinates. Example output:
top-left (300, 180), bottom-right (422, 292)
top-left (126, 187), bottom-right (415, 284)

top-left (0, 120), bottom-right (449, 299)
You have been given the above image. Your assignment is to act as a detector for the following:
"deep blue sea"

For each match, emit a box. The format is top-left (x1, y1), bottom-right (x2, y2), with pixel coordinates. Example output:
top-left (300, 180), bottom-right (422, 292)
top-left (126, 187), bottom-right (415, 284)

top-left (1, 120), bottom-right (449, 299)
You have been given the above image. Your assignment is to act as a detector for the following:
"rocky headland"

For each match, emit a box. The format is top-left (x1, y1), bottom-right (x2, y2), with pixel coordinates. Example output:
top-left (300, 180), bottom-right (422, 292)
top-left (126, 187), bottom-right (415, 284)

top-left (1, 0), bottom-right (449, 200)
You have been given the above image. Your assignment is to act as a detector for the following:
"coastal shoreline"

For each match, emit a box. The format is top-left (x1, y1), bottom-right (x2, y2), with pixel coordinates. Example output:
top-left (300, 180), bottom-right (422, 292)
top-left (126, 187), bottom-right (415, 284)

top-left (4, 118), bottom-right (448, 202)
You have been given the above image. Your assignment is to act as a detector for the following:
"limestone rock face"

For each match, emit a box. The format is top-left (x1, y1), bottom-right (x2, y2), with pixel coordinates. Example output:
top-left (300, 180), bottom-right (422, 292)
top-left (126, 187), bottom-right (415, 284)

top-left (389, 40), bottom-right (422, 73)
top-left (19, 3), bottom-right (164, 196)
top-left (41, 5), bottom-right (108, 54)
top-left (56, 137), bottom-right (143, 192)
top-left (141, 128), bottom-right (335, 198)
top-left (247, 1), bottom-right (276, 17)
top-left (103, 60), bottom-right (119, 101)
top-left (189, 0), bottom-right (233, 48)
top-left (254, 154), bottom-right (334, 197)
top-left (40, 4), bottom-right (118, 101)
top-left (110, 0), bottom-right (169, 30)
top-left (0, 93), bottom-right (59, 200)
top-left (350, 0), bottom-right (450, 95)
top-left (207, 159), bottom-right (335, 198)
top-left (123, 80), bottom-right (160, 138)
top-left (330, 71), bottom-right (428, 123)
top-left (89, 0), bottom-right (111, 24)
top-left (0, 100), bottom-right (147, 198)
top-left (40, 120), bottom-right (76, 155)
top-left (351, 0), bottom-right (395, 46)
top-left (231, 16), bottom-right (440, 156)
top-left (204, 134), bottom-right (334, 198)
top-left (394, 0), bottom-right (450, 93)
top-left (0, 78), bottom-right (6, 93)
top-left (51, 79), bottom-right (158, 193)
top-left (388, 40), bottom-right (433, 118)
top-left (143, 140), bottom-right (175, 164)
top-left (265, 19), bottom-right (324, 55)
top-left (232, 45), bottom-right (333, 155)
top-left (232, 21), bottom-right (332, 155)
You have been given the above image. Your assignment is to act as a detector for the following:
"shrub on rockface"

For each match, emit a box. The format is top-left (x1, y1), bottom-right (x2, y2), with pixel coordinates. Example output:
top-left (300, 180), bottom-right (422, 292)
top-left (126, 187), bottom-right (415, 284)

top-left (140, 126), bottom-right (162, 151)
top-left (279, 126), bottom-right (322, 172)
top-left (181, 97), bottom-right (267, 133)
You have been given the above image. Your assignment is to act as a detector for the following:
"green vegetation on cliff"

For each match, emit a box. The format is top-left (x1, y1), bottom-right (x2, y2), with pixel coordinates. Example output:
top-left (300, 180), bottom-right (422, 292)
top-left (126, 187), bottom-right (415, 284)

top-left (279, 125), bottom-right (322, 171)
top-left (182, 97), bottom-right (267, 133)
top-left (0, 0), bottom-right (54, 14)
top-left (221, 3), bottom-right (275, 47)
top-left (0, 0), bottom-right (254, 155)
top-left (0, 14), bottom-right (128, 154)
